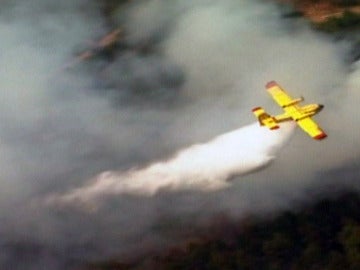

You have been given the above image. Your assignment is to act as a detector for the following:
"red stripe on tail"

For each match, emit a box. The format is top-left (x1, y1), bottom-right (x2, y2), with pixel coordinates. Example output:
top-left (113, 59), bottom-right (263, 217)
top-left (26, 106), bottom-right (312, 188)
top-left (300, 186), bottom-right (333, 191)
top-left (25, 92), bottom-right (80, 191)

top-left (252, 107), bottom-right (262, 112)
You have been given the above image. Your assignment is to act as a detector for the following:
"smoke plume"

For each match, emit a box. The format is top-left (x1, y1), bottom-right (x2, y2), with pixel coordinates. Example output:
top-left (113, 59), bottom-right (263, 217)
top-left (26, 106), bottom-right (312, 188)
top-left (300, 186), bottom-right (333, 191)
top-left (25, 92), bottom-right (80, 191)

top-left (0, 0), bottom-right (359, 269)
top-left (53, 122), bottom-right (295, 204)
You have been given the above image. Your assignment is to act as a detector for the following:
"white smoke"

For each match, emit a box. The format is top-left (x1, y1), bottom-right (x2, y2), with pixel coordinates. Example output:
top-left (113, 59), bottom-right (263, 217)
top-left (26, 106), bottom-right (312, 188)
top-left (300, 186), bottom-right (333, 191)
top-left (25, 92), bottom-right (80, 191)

top-left (53, 122), bottom-right (295, 203)
top-left (55, 0), bottom-right (354, 207)
top-left (0, 0), bottom-right (359, 269)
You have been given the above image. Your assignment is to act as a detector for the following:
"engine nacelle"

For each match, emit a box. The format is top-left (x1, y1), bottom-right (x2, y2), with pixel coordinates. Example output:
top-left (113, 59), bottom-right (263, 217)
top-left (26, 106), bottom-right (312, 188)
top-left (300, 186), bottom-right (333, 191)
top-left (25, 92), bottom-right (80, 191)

top-left (300, 104), bottom-right (324, 115)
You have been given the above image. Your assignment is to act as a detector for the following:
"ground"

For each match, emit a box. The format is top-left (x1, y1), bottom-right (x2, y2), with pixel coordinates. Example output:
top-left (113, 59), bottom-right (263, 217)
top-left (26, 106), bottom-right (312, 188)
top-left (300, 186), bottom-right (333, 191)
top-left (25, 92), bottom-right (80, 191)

top-left (279, 0), bottom-right (360, 22)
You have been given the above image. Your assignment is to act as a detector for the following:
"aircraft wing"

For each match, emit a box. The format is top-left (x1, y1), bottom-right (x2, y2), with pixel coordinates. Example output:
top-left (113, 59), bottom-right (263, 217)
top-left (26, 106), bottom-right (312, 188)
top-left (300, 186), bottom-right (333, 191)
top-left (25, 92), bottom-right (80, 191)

top-left (296, 117), bottom-right (327, 140)
top-left (266, 81), bottom-right (294, 107)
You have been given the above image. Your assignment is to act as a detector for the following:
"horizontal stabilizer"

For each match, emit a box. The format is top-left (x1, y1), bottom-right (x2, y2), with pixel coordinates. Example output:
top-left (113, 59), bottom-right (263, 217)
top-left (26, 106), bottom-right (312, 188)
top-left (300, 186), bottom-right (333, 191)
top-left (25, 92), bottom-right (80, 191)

top-left (252, 107), bottom-right (279, 130)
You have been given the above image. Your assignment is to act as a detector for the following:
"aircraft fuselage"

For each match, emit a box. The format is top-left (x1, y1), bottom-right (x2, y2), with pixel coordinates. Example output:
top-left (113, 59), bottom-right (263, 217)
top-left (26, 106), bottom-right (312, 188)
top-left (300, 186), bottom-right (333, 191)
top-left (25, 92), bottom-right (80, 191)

top-left (274, 103), bottom-right (324, 122)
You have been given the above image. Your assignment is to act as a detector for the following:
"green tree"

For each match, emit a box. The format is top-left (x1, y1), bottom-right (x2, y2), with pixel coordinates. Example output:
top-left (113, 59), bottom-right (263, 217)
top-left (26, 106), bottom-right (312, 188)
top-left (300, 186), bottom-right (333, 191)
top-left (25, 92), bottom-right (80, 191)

top-left (339, 220), bottom-right (360, 269)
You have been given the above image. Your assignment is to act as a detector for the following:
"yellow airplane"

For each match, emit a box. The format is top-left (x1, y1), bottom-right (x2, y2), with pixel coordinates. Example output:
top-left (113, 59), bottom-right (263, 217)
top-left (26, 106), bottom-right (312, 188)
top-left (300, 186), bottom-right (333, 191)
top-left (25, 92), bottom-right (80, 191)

top-left (252, 81), bottom-right (327, 140)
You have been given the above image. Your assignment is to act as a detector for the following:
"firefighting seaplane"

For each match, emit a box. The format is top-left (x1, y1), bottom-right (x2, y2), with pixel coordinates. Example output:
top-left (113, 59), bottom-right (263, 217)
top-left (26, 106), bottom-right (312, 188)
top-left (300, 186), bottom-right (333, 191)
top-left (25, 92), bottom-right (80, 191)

top-left (252, 81), bottom-right (327, 140)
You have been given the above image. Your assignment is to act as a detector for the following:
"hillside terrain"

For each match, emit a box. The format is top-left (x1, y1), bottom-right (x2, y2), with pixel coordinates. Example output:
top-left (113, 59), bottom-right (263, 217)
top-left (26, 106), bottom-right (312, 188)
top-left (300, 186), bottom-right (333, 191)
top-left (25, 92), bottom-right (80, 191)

top-left (280, 0), bottom-right (360, 22)
top-left (98, 0), bottom-right (360, 22)
top-left (81, 0), bottom-right (360, 67)
top-left (87, 192), bottom-right (360, 270)
top-left (278, 0), bottom-right (360, 31)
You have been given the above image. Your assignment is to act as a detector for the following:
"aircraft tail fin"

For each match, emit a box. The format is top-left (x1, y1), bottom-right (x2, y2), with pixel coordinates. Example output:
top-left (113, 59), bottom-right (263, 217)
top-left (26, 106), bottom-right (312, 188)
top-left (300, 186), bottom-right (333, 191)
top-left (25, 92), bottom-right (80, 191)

top-left (252, 107), bottom-right (279, 130)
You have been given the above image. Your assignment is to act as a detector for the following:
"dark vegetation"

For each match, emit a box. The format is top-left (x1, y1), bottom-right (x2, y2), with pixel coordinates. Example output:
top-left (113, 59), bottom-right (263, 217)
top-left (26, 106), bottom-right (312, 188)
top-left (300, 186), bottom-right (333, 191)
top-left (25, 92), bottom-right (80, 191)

top-left (331, 0), bottom-right (360, 6)
top-left (294, 0), bottom-right (360, 7)
top-left (99, 0), bottom-right (130, 22)
top-left (87, 192), bottom-right (360, 270)
top-left (279, 1), bottom-right (360, 31)
top-left (314, 10), bottom-right (360, 31)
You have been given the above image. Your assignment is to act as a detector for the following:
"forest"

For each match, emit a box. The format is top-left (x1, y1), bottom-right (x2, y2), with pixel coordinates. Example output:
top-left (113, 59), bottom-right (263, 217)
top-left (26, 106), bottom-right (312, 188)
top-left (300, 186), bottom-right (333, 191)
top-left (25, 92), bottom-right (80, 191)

top-left (87, 191), bottom-right (360, 269)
